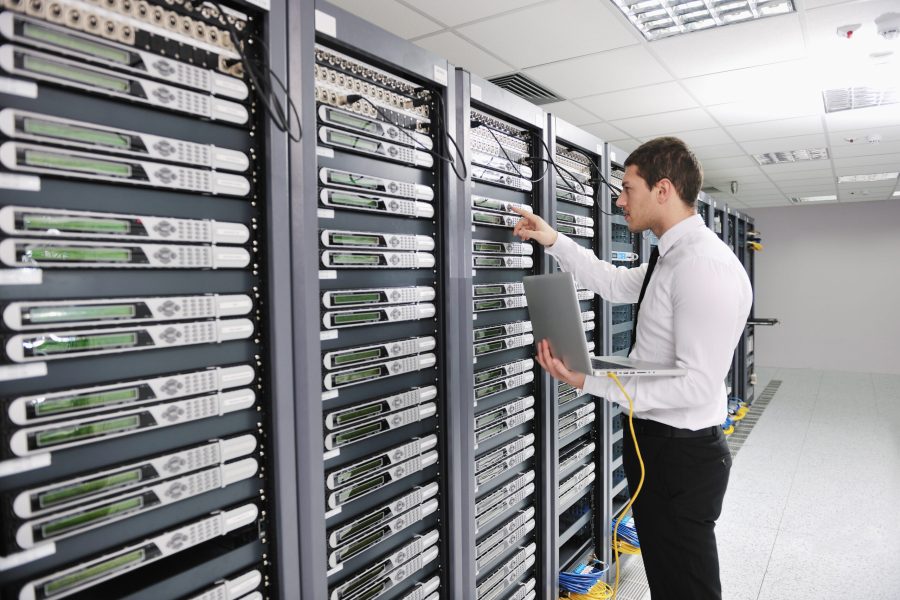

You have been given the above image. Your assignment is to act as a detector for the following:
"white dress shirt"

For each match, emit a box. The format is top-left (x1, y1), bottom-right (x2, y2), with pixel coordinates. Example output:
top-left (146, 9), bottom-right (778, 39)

top-left (546, 214), bottom-right (753, 430)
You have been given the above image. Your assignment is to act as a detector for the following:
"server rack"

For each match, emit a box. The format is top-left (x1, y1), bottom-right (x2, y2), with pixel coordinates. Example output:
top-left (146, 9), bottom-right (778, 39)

top-left (739, 214), bottom-right (756, 405)
top-left (462, 71), bottom-right (546, 600)
top-left (308, 4), bottom-right (462, 600)
top-left (548, 117), bottom-right (605, 589)
top-left (697, 192), bottom-right (714, 229)
top-left (0, 1), bottom-right (297, 599)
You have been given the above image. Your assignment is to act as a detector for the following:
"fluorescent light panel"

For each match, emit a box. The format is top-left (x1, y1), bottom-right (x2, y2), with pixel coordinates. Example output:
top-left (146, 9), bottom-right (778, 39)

top-left (823, 86), bottom-right (899, 113)
top-left (753, 148), bottom-right (829, 165)
top-left (798, 195), bottom-right (836, 202)
top-left (612, 0), bottom-right (795, 41)
top-left (837, 172), bottom-right (899, 183)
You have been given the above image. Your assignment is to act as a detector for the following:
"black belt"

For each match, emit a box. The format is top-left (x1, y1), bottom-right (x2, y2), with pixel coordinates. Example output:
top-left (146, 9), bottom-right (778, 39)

top-left (628, 417), bottom-right (719, 439)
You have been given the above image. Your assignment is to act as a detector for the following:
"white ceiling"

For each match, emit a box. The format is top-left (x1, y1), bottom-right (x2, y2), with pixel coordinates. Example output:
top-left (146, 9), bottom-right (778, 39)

top-left (328, 0), bottom-right (900, 209)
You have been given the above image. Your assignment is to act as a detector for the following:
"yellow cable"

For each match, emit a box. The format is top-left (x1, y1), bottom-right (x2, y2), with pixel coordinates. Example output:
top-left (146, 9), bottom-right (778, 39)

top-left (608, 372), bottom-right (646, 600)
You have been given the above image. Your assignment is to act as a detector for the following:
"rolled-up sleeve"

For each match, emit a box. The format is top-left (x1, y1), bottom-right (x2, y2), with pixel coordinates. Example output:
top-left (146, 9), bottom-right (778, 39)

top-left (546, 233), bottom-right (647, 304)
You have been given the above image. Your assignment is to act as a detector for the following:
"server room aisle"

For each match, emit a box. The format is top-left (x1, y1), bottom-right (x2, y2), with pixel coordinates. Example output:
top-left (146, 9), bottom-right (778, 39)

top-left (705, 367), bottom-right (900, 600)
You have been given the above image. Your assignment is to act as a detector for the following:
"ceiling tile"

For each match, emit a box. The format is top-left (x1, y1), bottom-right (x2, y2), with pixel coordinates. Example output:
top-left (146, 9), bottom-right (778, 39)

top-left (612, 109), bottom-right (717, 138)
top-left (457, 0), bottom-right (639, 69)
top-left (738, 134), bottom-right (829, 155)
top-left (829, 142), bottom-right (900, 159)
top-left (545, 101), bottom-right (601, 127)
top-left (399, 0), bottom-right (548, 27)
top-left (833, 160), bottom-right (900, 175)
top-left (766, 169), bottom-right (836, 182)
top-left (706, 93), bottom-right (823, 126)
top-left (575, 82), bottom-right (697, 121)
top-left (726, 116), bottom-right (825, 141)
top-left (698, 156), bottom-right (759, 171)
top-left (523, 46), bottom-right (671, 99)
top-left (828, 124), bottom-right (900, 147)
top-left (692, 143), bottom-right (748, 160)
top-left (761, 160), bottom-right (834, 174)
top-left (832, 154), bottom-right (900, 170)
top-left (414, 32), bottom-right (514, 78)
top-left (581, 122), bottom-right (629, 141)
top-left (825, 105), bottom-right (900, 133)
top-left (607, 139), bottom-right (642, 156)
top-left (681, 60), bottom-right (813, 106)
top-left (651, 14), bottom-right (806, 79)
top-left (703, 166), bottom-right (769, 180)
top-left (651, 128), bottom-right (733, 148)
top-left (328, 0), bottom-right (443, 38)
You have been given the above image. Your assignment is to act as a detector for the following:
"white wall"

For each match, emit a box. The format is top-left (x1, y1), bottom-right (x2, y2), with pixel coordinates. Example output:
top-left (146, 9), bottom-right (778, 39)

top-left (745, 200), bottom-right (900, 375)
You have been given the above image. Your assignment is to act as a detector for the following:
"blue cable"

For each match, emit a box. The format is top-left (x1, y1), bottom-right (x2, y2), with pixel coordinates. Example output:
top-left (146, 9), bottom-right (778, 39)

top-left (559, 561), bottom-right (608, 594)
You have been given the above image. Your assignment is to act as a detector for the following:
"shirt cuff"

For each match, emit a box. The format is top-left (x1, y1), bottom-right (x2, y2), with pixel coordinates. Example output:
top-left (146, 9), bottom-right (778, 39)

top-left (545, 232), bottom-right (577, 258)
top-left (582, 374), bottom-right (612, 400)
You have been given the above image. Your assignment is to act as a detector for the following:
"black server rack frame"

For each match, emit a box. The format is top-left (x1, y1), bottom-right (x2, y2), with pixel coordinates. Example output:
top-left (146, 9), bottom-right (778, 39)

top-left (0, 0), bottom-right (299, 598)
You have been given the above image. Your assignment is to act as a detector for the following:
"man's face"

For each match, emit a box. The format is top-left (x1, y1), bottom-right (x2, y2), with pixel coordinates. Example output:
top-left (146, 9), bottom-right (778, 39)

top-left (616, 165), bottom-right (657, 233)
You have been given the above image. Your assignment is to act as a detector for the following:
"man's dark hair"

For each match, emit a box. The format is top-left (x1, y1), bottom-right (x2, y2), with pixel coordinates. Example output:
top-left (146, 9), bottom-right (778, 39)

top-left (624, 137), bottom-right (703, 207)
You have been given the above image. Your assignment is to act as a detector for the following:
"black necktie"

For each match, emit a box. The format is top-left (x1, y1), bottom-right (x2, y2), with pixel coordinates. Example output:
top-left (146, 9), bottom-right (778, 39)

top-left (630, 246), bottom-right (660, 354)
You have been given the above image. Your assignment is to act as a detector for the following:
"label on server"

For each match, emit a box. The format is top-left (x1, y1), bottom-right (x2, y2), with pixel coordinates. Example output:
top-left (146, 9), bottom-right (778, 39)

top-left (474, 372), bottom-right (534, 402)
top-left (0, 45), bottom-right (249, 124)
top-left (19, 504), bottom-right (258, 600)
top-left (474, 333), bottom-right (534, 357)
top-left (472, 256), bottom-right (533, 270)
top-left (327, 450), bottom-right (438, 510)
top-left (320, 230), bottom-right (434, 252)
top-left (322, 286), bottom-right (435, 309)
top-left (12, 434), bottom-right (256, 518)
top-left (0, 110), bottom-right (250, 171)
top-left (7, 364), bottom-right (255, 425)
top-left (474, 321), bottom-right (532, 343)
top-left (0, 205), bottom-right (250, 244)
top-left (8, 388), bottom-right (256, 457)
top-left (4, 319), bottom-right (254, 363)
top-left (472, 240), bottom-right (532, 256)
top-left (318, 127), bottom-right (433, 168)
top-left (323, 336), bottom-right (436, 370)
top-left (0, 238), bottom-right (251, 269)
top-left (0, 142), bottom-right (250, 196)
top-left (326, 434), bottom-right (437, 490)
top-left (324, 402), bottom-right (436, 450)
top-left (320, 189), bottom-right (434, 219)
top-left (319, 167), bottom-right (434, 201)
top-left (471, 166), bottom-right (531, 191)
top-left (473, 282), bottom-right (524, 298)
top-left (324, 385), bottom-right (437, 430)
top-left (0, 14), bottom-right (249, 100)
top-left (318, 105), bottom-right (433, 151)
top-left (473, 295), bottom-right (527, 313)
top-left (328, 482), bottom-right (439, 549)
top-left (556, 211), bottom-right (594, 228)
top-left (3, 294), bottom-right (252, 330)
top-left (323, 303), bottom-right (435, 330)
top-left (475, 409), bottom-right (535, 446)
top-left (323, 353), bottom-right (436, 391)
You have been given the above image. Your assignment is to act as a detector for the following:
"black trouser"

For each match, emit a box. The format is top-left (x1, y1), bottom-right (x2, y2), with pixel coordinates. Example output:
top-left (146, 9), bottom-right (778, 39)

top-left (621, 418), bottom-right (732, 600)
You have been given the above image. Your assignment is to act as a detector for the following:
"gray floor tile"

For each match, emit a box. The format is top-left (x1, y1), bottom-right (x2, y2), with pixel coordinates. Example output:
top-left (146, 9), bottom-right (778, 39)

top-left (717, 522), bottom-right (779, 600)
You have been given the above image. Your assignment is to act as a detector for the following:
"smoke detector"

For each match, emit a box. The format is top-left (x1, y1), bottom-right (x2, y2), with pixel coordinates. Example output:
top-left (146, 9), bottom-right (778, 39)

top-left (876, 13), bottom-right (900, 40)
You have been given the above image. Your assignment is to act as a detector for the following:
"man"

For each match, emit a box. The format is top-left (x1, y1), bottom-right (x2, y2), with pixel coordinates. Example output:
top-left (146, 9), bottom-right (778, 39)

top-left (511, 137), bottom-right (752, 600)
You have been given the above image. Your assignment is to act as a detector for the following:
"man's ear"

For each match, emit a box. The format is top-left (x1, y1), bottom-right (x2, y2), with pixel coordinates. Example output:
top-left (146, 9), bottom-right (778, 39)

top-left (655, 178), bottom-right (674, 205)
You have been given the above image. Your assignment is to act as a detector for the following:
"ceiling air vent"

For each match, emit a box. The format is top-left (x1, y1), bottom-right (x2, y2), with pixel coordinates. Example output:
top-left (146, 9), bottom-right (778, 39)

top-left (701, 186), bottom-right (723, 194)
top-left (823, 86), bottom-right (899, 113)
top-left (487, 73), bottom-right (562, 105)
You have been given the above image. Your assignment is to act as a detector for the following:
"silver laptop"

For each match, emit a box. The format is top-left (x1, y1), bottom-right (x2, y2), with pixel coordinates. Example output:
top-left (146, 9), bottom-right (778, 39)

top-left (522, 272), bottom-right (686, 377)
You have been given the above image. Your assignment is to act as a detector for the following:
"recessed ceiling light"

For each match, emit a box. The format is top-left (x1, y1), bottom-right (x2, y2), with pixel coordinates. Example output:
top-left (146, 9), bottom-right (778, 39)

top-left (823, 86), bottom-right (899, 113)
top-left (893, 190), bottom-right (900, 197)
top-left (789, 195), bottom-right (837, 203)
top-left (837, 172), bottom-right (899, 183)
top-left (753, 148), bottom-right (829, 165)
top-left (610, 0), bottom-right (795, 41)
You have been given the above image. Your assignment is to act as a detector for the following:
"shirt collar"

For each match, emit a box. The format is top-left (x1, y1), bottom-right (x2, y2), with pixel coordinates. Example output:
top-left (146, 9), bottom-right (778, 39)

top-left (658, 214), bottom-right (704, 258)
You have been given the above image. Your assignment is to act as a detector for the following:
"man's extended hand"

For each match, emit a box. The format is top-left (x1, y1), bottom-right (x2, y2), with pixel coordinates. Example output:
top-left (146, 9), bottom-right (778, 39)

top-left (511, 206), bottom-right (558, 247)
top-left (535, 339), bottom-right (586, 390)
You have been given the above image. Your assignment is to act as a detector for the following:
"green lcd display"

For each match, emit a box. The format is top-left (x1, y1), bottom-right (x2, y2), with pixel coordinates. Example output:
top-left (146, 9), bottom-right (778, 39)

top-left (38, 469), bottom-right (143, 509)
top-left (327, 171), bottom-right (382, 190)
top-left (476, 423), bottom-right (505, 442)
top-left (473, 300), bottom-right (503, 311)
top-left (23, 54), bottom-right (130, 92)
top-left (474, 213), bottom-right (503, 225)
top-left (558, 225), bottom-right (575, 234)
top-left (332, 348), bottom-right (384, 366)
top-left (338, 529), bottom-right (384, 561)
top-left (557, 213), bottom-right (574, 223)
top-left (22, 214), bottom-right (131, 234)
top-left (335, 456), bottom-right (385, 486)
top-left (43, 549), bottom-right (145, 597)
top-left (475, 383), bottom-right (504, 399)
top-left (474, 242), bottom-right (504, 253)
top-left (334, 422), bottom-right (383, 446)
top-left (475, 368), bottom-right (502, 385)
top-left (23, 23), bottom-right (131, 64)
top-left (23, 245), bottom-right (132, 263)
top-left (35, 415), bottom-right (141, 448)
top-left (331, 292), bottom-right (383, 305)
top-left (333, 311), bottom-right (382, 326)
top-left (474, 257), bottom-right (503, 268)
top-left (475, 341), bottom-right (504, 355)
top-left (333, 367), bottom-right (383, 387)
top-left (475, 411), bottom-right (504, 429)
top-left (25, 304), bottom-right (136, 324)
top-left (34, 387), bottom-right (140, 417)
top-left (24, 149), bottom-right (132, 177)
top-left (474, 286), bottom-right (503, 297)
top-left (327, 131), bottom-right (381, 153)
top-left (23, 117), bottom-right (131, 148)
top-left (41, 496), bottom-right (143, 538)
top-left (331, 233), bottom-right (382, 247)
top-left (474, 326), bottom-right (504, 341)
top-left (336, 474), bottom-right (385, 504)
top-left (327, 109), bottom-right (380, 134)
top-left (334, 403), bottom-right (384, 427)
top-left (330, 254), bottom-right (381, 267)
top-left (474, 199), bottom-right (503, 210)
top-left (328, 193), bottom-right (381, 209)
top-left (27, 332), bottom-right (138, 356)
top-left (338, 561), bottom-right (386, 600)
top-left (334, 508), bottom-right (389, 544)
